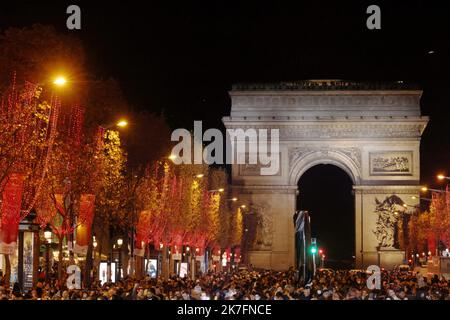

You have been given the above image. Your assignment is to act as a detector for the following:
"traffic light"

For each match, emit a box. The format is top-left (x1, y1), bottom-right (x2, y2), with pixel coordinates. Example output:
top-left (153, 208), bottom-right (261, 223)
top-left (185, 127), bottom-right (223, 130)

top-left (310, 245), bottom-right (317, 254)
top-left (318, 248), bottom-right (323, 255)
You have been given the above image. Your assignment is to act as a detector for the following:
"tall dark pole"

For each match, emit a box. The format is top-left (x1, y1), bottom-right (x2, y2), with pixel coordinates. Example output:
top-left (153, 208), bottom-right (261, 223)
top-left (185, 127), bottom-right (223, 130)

top-left (118, 246), bottom-right (122, 281)
top-left (18, 231), bottom-right (24, 291)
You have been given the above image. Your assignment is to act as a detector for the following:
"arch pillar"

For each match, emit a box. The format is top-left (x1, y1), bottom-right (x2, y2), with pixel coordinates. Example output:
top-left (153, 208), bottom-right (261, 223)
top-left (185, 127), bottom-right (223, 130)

top-left (234, 185), bottom-right (297, 270)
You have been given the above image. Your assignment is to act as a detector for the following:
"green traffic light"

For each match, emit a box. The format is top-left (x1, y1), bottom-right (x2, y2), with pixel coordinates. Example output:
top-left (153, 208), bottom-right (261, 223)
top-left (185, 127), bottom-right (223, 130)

top-left (310, 247), bottom-right (317, 254)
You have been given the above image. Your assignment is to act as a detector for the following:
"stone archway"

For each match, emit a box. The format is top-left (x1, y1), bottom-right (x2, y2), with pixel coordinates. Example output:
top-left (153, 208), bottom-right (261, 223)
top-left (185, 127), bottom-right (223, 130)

top-left (289, 149), bottom-right (361, 185)
top-left (296, 163), bottom-right (355, 268)
top-left (223, 80), bottom-right (428, 270)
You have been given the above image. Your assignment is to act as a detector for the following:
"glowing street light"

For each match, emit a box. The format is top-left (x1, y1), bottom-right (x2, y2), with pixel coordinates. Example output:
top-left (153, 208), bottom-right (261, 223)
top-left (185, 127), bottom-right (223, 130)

top-left (240, 205), bottom-right (246, 209)
top-left (53, 76), bottom-right (67, 86)
top-left (411, 196), bottom-right (432, 202)
top-left (117, 120), bottom-right (128, 128)
top-left (421, 186), bottom-right (446, 193)
top-left (208, 188), bottom-right (225, 193)
top-left (195, 174), bottom-right (204, 179)
top-left (437, 174), bottom-right (450, 181)
top-left (168, 154), bottom-right (177, 161)
top-left (229, 197), bottom-right (238, 202)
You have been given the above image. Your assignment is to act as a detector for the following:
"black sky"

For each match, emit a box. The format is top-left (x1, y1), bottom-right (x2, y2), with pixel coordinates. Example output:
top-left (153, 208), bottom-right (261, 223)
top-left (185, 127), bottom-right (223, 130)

top-left (1, 1), bottom-right (450, 257)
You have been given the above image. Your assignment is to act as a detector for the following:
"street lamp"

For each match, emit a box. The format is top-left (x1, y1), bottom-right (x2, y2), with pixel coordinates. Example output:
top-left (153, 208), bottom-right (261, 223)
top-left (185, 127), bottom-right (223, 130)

top-left (411, 196), bottom-right (432, 202)
top-left (93, 236), bottom-right (98, 260)
top-left (102, 119), bottom-right (129, 130)
top-left (116, 120), bottom-right (128, 128)
top-left (117, 238), bottom-right (123, 281)
top-left (421, 186), bottom-right (446, 193)
top-left (91, 236), bottom-right (98, 282)
top-left (437, 174), bottom-right (450, 181)
top-left (53, 76), bottom-right (67, 86)
top-left (44, 224), bottom-right (52, 282)
top-left (195, 174), bottom-right (204, 179)
top-left (93, 236), bottom-right (98, 249)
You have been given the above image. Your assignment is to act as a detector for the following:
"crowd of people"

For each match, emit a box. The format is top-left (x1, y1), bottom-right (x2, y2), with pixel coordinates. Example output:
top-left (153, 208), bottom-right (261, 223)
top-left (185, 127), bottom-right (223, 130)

top-left (1, 267), bottom-right (449, 300)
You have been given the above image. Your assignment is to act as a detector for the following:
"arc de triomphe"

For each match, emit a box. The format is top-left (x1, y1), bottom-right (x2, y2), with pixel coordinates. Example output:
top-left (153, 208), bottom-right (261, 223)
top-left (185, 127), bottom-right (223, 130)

top-left (223, 80), bottom-right (428, 270)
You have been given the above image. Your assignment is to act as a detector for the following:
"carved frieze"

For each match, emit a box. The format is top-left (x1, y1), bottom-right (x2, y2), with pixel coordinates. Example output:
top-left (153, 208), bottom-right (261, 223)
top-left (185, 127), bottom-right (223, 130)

top-left (369, 151), bottom-right (413, 176)
top-left (224, 123), bottom-right (426, 139)
top-left (288, 146), bottom-right (361, 169)
top-left (232, 95), bottom-right (420, 108)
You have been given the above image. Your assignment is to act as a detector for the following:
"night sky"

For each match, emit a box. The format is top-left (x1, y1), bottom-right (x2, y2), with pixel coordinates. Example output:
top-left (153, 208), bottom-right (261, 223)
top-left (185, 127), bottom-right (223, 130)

top-left (1, 1), bottom-right (449, 263)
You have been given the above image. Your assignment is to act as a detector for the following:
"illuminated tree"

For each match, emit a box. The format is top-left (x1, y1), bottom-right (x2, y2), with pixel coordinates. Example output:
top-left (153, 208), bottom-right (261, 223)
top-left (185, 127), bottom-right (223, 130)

top-left (35, 105), bottom-right (102, 281)
top-left (0, 79), bottom-right (59, 285)
top-left (231, 207), bottom-right (244, 248)
top-left (413, 190), bottom-right (450, 255)
top-left (207, 168), bottom-right (227, 247)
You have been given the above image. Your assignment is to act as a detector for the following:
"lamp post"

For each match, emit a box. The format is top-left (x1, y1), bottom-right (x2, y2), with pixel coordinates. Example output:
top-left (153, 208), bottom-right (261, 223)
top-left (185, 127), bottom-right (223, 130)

top-left (92, 236), bottom-right (98, 280)
top-left (421, 187), bottom-right (446, 194)
top-left (117, 238), bottom-right (123, 281)
top-left (93, 236), bottom-right (98, 259)
top-left (44, 224), bottom-right (52, 283)
top-left (101, 119), bottom-right (129, 130)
